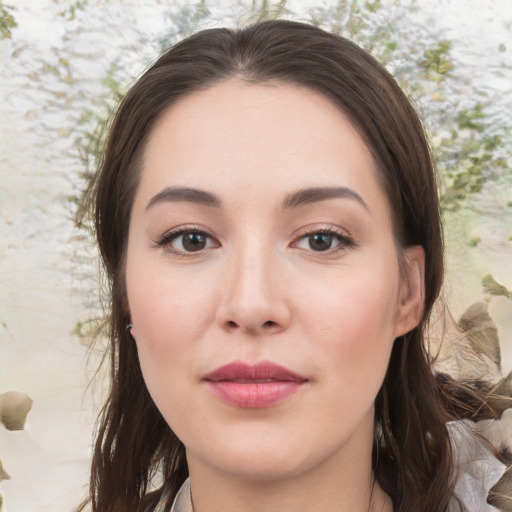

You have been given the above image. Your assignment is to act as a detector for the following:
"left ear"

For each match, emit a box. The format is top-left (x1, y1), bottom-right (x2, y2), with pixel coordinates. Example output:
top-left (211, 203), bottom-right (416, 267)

top-left (394, 245), bottom-right (425, 338)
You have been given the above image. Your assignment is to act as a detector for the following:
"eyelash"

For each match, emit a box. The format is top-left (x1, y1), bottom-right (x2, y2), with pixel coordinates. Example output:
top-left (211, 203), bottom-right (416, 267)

top-left (155, 226), bottom-right (355, 256)
top-left (155, 226), bottom-right (218, 256)
top-left (291, 227), bottom-right (355, 254)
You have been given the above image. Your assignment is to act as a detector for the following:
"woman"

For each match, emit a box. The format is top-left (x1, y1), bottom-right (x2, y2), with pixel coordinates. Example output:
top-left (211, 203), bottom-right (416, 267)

top-left (81, 20), bottom-right (510, 512)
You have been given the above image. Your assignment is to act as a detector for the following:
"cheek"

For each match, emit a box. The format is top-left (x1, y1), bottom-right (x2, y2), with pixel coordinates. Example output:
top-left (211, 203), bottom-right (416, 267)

top-left (128, 254), bottom-right (213, 330)
top-left (125, 264), bottom-right (221, 431)
top-left (299, 261), bottom-right (400, 388)
top-left (125, 257), bottom-right (219, 380)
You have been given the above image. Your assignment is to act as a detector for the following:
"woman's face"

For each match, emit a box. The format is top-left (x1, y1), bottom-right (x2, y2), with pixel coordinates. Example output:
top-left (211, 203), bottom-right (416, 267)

top-left (126, 79), bottom-right (424, 482)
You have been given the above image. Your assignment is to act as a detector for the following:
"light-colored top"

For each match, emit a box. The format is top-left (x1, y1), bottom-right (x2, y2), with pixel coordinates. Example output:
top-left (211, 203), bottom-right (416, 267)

top-left (446, 419), bottom-right (507, 511)
top-left (170, 478), bottom-right (193, 512)
top-left (155, 412), bottom-right (511, 512)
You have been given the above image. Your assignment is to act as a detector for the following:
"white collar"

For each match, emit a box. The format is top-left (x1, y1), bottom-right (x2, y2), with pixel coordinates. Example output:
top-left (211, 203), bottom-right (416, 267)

top-left (170, 478), bottom-right (193, 512)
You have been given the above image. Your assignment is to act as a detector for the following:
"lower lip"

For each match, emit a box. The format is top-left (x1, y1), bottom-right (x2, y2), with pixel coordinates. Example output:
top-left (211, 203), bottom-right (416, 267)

top-left (206, 381), bottom-right (305, 408)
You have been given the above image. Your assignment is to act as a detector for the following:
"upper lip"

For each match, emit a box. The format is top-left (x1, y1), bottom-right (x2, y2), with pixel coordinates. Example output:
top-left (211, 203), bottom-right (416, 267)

top-left (203, 361), bottom-right (307, 383)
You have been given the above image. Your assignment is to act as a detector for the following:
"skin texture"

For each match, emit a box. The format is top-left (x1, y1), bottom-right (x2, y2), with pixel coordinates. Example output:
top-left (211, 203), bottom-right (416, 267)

top-left (125, 79), bottom-right (424, 512)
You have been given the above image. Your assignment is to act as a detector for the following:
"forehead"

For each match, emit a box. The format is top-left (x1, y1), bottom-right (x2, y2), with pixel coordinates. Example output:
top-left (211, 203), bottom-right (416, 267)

top-left (135, 79), bottom-right (390, 219)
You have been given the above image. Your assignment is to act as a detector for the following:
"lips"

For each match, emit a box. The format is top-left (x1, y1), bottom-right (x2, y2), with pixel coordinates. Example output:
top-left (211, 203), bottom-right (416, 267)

top-left (203, 361), bottom-right (307, 408)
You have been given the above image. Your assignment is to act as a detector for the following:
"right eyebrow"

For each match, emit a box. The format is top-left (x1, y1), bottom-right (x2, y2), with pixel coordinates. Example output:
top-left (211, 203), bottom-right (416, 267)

top-left (282, 186), bottom-right (369, 211)
top-left (145, 186), bottom-right (221, 211)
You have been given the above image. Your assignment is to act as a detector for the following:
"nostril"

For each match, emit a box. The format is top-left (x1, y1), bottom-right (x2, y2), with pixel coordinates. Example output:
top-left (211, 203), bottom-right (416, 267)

top-left (222, 319), bottom-right (281, 332)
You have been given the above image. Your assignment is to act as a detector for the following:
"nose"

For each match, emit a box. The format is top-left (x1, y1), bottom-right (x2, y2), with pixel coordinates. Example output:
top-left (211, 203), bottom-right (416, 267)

top-left (216, 241), bottom-right (291, 336)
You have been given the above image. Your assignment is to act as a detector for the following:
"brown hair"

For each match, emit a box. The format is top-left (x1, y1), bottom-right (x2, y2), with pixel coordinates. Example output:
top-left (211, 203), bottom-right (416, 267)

top-left (81, 20), bottom-right (508, 512)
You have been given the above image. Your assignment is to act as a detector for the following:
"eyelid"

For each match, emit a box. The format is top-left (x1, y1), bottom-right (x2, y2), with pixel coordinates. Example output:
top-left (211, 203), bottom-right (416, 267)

top-left (290, 225), bottom-right (355, 252)
top-left (291, 224), bottom-right (353, 241)
top-left (154, 224), bottom-right (220, 255)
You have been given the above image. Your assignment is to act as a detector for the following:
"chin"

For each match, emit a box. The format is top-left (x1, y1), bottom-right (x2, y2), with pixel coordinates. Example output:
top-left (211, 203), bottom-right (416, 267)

top-left (211, 451), bottom-right (312, 482)
top-left (187, 427), bottom-right (345, 484)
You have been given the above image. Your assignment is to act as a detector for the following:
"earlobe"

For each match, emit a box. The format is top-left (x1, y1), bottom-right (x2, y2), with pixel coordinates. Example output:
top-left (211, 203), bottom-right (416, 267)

top-left (394, 245), bottom-right (425, 338)
top-left (127, 321), bottom-right (136, 339)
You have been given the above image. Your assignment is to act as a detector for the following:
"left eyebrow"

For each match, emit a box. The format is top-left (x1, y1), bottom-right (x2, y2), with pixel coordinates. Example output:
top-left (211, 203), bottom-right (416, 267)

top-left (282, 186), bottom-right (369, 211)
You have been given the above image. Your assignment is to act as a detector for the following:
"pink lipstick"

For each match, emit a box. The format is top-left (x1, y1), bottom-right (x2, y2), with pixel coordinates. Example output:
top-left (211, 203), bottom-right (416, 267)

top-left (203, 361), bottom-right (307, 408)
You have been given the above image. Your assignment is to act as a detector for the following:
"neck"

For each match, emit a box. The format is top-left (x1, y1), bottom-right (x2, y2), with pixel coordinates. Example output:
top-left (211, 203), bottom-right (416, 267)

top-left (187, 464), bottom-right (392, 512)
top-left (186, 413), bottom-right (393, 512)
top-left (189, 473), bottom-right (392, 512)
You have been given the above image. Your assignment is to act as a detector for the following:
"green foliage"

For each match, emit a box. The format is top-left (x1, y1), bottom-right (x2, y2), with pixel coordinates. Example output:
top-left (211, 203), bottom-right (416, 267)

top-left (160, 0), bottom-right (287, 49)
top-left (310, 0), bottom-right (402, 65)
top-left (250, 0), bottom-right (288, 20)
top-left (102, 61), bottom-right (125, 103)
top-left (59, 0), bottom-right (89, 20)
top-left (159, 0), bottom-right (210, 48)
top-left (421, 40), bottom-right (453, 77)
top-left (365, 0), bottom-right (382, 13)
top-left (72, 320), bottom-right (86, 338)
top-left (311, 0), bottom-right (365, 39)
top-left (457, 102), bottom-right (487, 132)
top-left (72, 317), bottom-right (109, 347)
top-left (435, 100), bottom-right (510, 209)
top-left (0, 1), bottom-right (17, 40)
top-left (73, 61), bottom-right (127, 228)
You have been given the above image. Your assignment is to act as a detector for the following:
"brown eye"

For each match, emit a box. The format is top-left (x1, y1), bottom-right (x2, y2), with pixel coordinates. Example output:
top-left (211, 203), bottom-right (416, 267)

top-left (308, 233), bottom-right (333, 251)
top-left (181, 232), bottom-right (207, 252)
top-left (293, 229), bottom-right (353, 254)
top-left (158, 229), bottom-right (218, 254)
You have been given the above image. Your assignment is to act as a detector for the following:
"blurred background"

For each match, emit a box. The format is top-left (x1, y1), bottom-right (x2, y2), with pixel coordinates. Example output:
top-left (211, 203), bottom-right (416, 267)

top-left (0, 1), bottom-right (511, 510)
